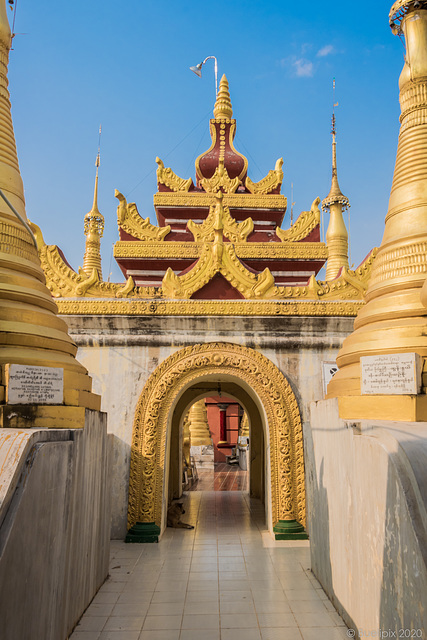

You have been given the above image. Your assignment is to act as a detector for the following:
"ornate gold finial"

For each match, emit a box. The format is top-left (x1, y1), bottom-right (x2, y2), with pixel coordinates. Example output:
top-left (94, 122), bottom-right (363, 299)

top-left (327, 3), bottom-right (427, 411)
top-left (322, 82), bottom-right (350, 211)
top-left (322, 83), bottom-right (349, 281)
top-left (83, 138), bottom-right (104, 279)
top-left (213, 74), bottom-right (233, 120)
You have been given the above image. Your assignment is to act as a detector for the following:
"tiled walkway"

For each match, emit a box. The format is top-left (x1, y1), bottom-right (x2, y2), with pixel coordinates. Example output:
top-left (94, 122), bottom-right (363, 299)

top-left (70, 491), bottom-right (348, 640)
top-left (190, 463), bottom-right (249, 491)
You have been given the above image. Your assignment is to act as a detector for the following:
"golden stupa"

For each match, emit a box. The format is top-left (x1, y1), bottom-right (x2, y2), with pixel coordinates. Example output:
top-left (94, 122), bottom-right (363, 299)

top-left (0, 0), bottom-right (99, 426)
top-left (82, 151), bottom-right (104, 279)
top-left (322, 104), bottom-right (350, 282)
top-left (328, 0), bottom-right (427, 420)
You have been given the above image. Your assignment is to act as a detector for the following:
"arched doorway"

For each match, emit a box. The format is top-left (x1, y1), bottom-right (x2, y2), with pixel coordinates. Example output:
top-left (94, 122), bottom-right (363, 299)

top-left (168, 384), bottom-right (262, 502)
top-left (126, 342), bottom-right (306, 540)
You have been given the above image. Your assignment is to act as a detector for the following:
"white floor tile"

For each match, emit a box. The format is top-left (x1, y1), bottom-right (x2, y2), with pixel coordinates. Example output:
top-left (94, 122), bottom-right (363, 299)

top-left (73, 492), bottom-right (344, 639)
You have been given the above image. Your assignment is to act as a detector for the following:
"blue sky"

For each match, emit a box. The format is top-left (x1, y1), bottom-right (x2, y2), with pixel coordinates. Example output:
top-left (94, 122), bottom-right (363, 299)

top-left (9, 1), bottom-right (403, 281)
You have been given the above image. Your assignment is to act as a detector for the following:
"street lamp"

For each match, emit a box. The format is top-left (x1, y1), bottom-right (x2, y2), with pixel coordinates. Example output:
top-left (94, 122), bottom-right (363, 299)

top-left (189, 56), bottom-right (218, 97)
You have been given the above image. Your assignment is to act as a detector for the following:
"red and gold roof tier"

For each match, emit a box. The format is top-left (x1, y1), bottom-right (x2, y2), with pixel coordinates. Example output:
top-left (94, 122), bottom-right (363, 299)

top-left (31, 74), bottom-right (377, 315)
top-left (114, 75), bottom-right (327, 295)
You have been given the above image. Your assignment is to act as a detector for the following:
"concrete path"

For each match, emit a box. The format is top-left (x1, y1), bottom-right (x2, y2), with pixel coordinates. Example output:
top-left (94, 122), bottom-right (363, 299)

top-left (70, 491), bottom-right (348, 640)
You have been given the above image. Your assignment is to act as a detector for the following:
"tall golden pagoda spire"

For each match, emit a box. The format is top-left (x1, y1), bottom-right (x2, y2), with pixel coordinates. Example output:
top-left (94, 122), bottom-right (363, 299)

top-left (0, 0), bottom-right (99, 424)
top-left (322, 83), bottom-right (350, 281)
top-left (327, 1), bottom-right (427, 415)
top-left (83, 140), bottom-right (104, 279)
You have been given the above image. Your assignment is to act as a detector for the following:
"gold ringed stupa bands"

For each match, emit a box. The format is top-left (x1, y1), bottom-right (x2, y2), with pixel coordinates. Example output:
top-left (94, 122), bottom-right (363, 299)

top-left (0, 0), bottom-right (100, 424)
top-left (328, 0), bottom-right (427, 414)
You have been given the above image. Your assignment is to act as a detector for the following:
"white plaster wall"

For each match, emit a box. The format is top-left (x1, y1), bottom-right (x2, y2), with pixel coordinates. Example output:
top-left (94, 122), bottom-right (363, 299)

top-left (307, 399), bottom-right (427, 634)
top-left (68, 314), bottom-right (354, 538)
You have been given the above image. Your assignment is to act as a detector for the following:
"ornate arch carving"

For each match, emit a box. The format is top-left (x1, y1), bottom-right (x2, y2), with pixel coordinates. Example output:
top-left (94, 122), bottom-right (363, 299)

top-left (127, 342), bottom-right (305, 531)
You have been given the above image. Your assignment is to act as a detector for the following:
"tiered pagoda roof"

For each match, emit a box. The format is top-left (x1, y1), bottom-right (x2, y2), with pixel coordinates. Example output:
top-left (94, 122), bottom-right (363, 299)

top-left (114, 75), bottom-right (327, 297)
top-left (31, 74), bottom-right (377, 315)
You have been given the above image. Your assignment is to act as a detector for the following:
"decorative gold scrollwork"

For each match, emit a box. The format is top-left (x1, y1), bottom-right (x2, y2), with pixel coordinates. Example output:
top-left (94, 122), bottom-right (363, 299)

top-left (246, 158), bottom-right (284, 195)
top-left (115, 190), bottom-right (170, 241)
top-left (276, 197), bottom-right (321, 242)
top-left (187, 191), bottom-right (253, 243)
top-left (156, 157), bottom-right (193, 192)
top-left (127, 342), bottom-right (306, 530)
top-left (199, 159), bottom-right (241, 194)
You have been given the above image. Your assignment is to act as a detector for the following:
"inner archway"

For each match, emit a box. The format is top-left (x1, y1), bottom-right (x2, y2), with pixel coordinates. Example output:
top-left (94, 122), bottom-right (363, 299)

top-left (127, 342), bottom-right (306, 539)
top-left (168, 383), bottom-right (264, 503)
top-left (180, 393), bottom-right (251, 492)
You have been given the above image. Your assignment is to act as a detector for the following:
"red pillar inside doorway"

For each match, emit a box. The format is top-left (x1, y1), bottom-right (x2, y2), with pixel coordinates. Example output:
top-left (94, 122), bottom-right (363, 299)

top-left (217, 403), bottom-right (228, 445)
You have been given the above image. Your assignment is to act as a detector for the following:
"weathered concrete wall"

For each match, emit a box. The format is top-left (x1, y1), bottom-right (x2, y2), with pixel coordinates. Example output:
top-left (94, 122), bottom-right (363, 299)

top-left (307, 399), bottom-right (427, 634)
top-left (0, 411), bottom-right (111, 640)
top-left (65, 314), bottom-right (354, 537)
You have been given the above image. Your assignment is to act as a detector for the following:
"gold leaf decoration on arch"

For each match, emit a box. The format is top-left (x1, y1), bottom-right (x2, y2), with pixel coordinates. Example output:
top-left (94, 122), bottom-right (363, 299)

top-left (127, 342), bottom-right (306, 532)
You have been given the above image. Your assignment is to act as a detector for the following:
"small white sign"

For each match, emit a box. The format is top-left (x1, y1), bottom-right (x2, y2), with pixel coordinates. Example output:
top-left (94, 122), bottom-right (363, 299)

top-left (361, 353), bottom-right (422, 395)
top-left (7, 364), bottom-right (63, 405)
top-left (322, 361), bottom-right (338, 396)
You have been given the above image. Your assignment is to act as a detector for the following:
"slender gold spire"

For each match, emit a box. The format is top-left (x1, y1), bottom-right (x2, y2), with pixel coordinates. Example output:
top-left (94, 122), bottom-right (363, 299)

top-left (83, 139), bottom-right (104, 279)
top-left (0, 0), bottom-right (99, 421)
top-left (322, 87), bottom-right (349, 281)
top-left (213, 75), bottom-right (233, 120)
top-left (328, 2), bottom-right (427, 408)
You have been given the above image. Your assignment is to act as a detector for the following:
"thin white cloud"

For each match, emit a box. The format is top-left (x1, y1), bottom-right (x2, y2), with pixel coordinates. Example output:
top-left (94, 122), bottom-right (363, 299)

top-left (293, 58), bottom-right (314, 77)
top-left (317, 44), bottom-right (334, 57)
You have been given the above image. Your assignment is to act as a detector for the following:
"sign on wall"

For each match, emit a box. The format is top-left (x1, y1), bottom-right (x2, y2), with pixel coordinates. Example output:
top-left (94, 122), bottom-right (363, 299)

top-left (6, 364), bottom-right (64, 405)
top-left (361, 353), bottom-right (422, 395)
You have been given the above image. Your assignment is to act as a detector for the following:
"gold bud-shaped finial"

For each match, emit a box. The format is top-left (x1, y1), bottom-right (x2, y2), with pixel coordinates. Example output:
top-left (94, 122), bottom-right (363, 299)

top-left (213, 74), bottom-right (233, 120)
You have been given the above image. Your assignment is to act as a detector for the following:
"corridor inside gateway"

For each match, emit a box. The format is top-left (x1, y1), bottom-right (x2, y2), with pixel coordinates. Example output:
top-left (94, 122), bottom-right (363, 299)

top-left (71, 491), bottom-right (348, 640)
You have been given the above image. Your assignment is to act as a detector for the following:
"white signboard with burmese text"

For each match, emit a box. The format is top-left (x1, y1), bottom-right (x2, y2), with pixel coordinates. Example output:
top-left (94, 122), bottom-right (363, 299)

top-left (361, 353), bottom-right (422, 395)
top-left (7, 364), bottom-right (63, 404)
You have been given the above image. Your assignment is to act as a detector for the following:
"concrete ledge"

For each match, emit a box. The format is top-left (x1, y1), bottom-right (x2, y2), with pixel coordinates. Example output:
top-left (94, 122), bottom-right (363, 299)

top-left (0, 410), bottom-right (111, 640)
top-left (307, 398), bottom-right (427, 633)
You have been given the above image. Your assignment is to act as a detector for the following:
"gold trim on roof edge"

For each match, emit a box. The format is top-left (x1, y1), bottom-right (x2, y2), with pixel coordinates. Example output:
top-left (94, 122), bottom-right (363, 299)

top-left (246, 158), bottom-right (284, 195)
top-left (57, 299), bottom-right (363, 317)
top-left (116, 190), bottom-right (170, 241)
top-left (187, 192), bottom-right (253, 243)
top-left (31, 204), bottom-right (376, 305)
top-left (153, 192), bottom-right (287, 209)
top-left (113, 240), bottom-right (328, 260)
top-left (127, 342), bottom-right (305, 529)
top-left (162, 197), bottom-right (275, 299)
top-left (156, 157), bottom-right (193, 192)
top-left (199, 159), bottom-right (242, 194)
top-left (162, 244), bottom-right (275, 299)
top-left (276, 197), bottom-right (321, 243)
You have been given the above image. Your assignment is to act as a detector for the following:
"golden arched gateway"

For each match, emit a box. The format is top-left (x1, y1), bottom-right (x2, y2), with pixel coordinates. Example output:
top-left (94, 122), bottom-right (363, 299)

top-left (126, 342), bottom-right (306, 540)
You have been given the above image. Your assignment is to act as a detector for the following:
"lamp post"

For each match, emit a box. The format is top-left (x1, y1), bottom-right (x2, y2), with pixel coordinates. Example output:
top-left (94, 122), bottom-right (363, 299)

top-left (189, 56), bottom-right (218, 97)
